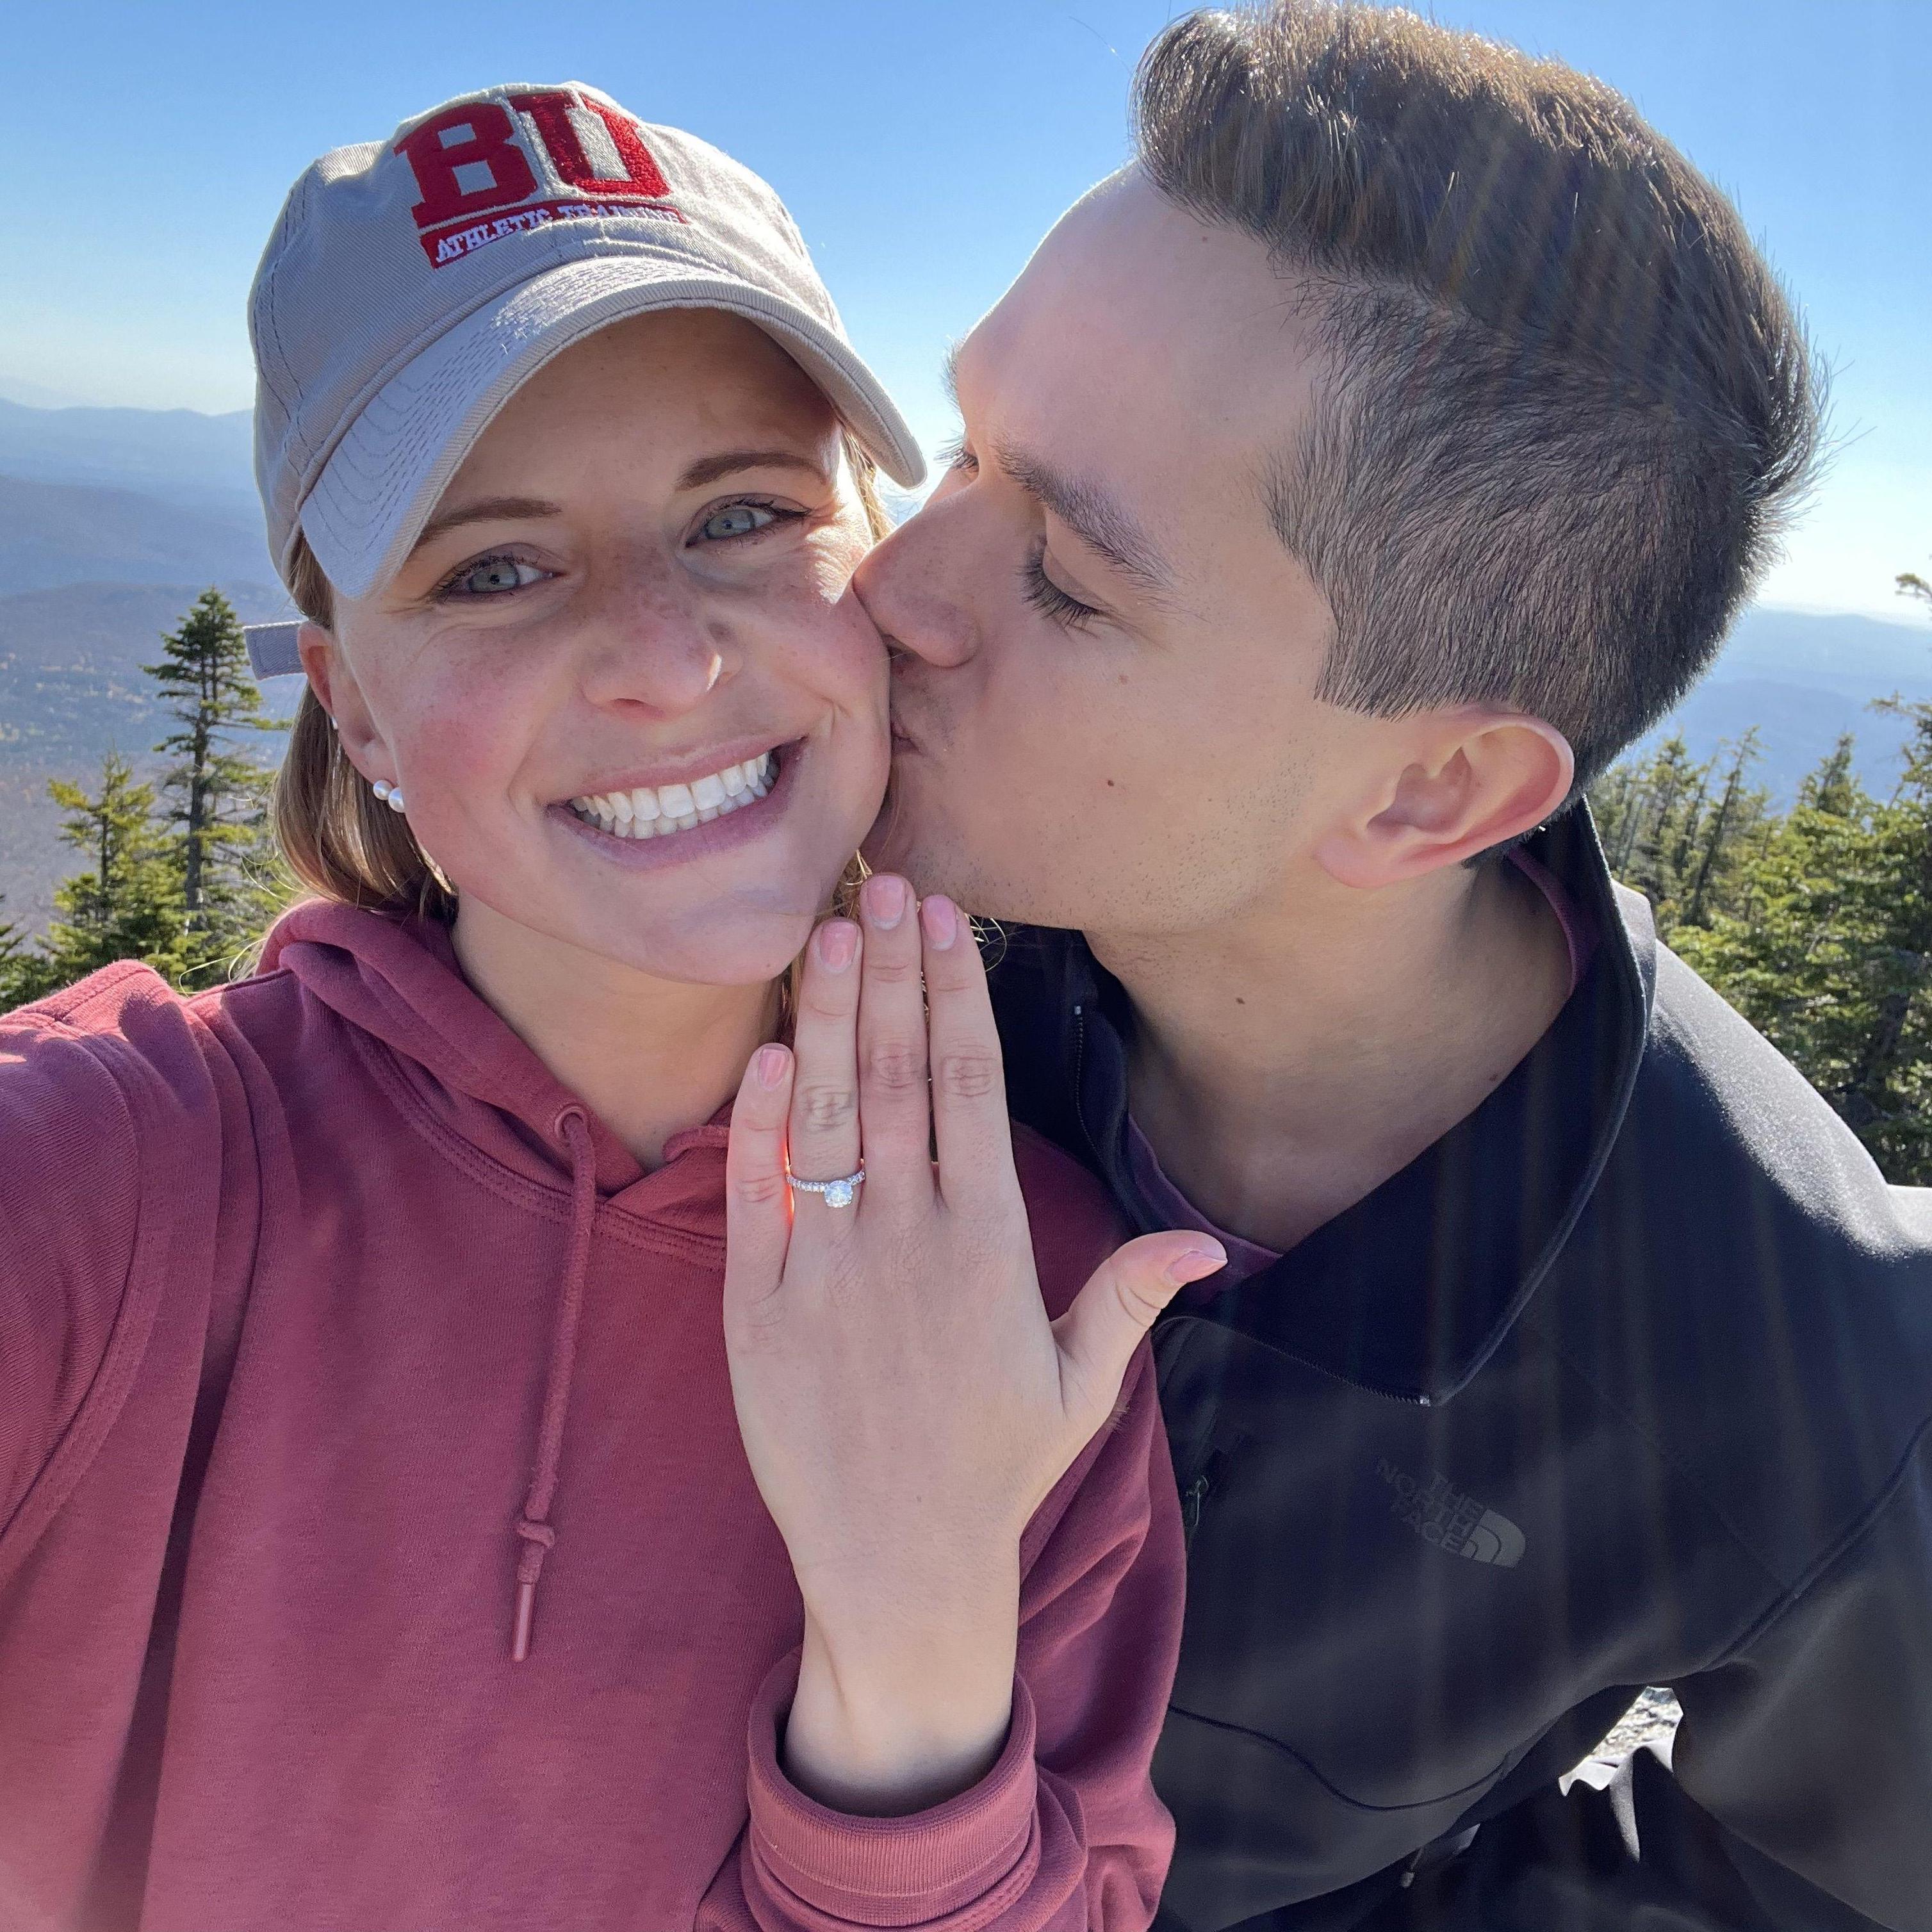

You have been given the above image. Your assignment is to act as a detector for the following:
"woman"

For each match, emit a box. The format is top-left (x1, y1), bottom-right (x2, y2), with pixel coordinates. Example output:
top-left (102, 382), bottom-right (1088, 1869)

top-left (0, 85), bottom-right (1222, 1931)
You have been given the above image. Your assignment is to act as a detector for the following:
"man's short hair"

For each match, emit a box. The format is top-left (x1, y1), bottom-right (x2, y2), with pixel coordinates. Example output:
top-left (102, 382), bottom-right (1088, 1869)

top-left (1133, 3), bottom-right (1820, 791)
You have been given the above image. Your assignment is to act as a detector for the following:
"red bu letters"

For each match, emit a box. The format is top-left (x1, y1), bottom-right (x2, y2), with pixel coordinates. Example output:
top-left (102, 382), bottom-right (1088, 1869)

top-left (505, 92), bottom-right (669, 199)
top-left (395, 91), bottom-right (676, 265)
top-left (395, 102), bottom-right (539, 230)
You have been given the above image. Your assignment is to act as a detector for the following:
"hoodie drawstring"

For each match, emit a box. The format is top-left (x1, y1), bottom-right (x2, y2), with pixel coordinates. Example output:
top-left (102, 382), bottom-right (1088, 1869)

top-left (511, 1106), bottom-right (597, 1662)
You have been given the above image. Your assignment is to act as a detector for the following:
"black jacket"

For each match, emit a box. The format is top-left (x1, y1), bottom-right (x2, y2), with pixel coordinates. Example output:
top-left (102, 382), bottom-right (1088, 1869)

top-left (989, 808), bottom-right (1932, 1932)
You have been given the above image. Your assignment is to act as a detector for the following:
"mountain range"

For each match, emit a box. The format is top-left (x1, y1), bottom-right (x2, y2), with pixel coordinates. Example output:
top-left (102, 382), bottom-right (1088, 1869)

top-left (0, 397), bottom-right (258, 520)
top-left (0, 393), bottom-right (1926, 933)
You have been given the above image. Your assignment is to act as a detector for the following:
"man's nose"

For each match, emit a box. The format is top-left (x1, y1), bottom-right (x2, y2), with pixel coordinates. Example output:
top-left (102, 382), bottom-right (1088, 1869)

top-left (852, 507), bottom-right (978, 671)
top-left (577, 569), bottom-right (733, 717)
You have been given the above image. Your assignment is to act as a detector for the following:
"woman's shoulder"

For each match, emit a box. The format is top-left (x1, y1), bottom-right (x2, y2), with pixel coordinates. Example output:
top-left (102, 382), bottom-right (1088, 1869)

top-left (1011, 1121), bottom-right (1126, 1322)
top-left (3, 960), bottom-right (222, 1109)
top-left (0, 959), bottom-right (252, 1291)
top-left (0, 950), bottom-right (313, 1106)
top-left (0, 963), bottom-right (241, 1562)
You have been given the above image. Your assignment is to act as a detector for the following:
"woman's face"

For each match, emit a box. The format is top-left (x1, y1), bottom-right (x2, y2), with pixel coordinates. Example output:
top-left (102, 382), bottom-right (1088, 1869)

top-left (315, 310), bottom-right (885, 987)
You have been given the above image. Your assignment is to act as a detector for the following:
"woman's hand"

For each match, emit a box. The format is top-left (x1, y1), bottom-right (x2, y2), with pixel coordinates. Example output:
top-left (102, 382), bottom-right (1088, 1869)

top-left (723, 872), bottom-right (1224, 1816)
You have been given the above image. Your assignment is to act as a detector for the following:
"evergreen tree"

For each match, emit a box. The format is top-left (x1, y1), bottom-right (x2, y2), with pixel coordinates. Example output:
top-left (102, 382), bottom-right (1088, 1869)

top-left (0, 894), bottom-right (51, 1011)
top-left (38, 753), bottom-right (186, 985)
top-left (144, 588), bottom-right (283, 985)
top-left (1590, 733), bottom-right (1769, 938)
top-left (1675, 714), bottom-right (1932, 1183)
top-left (1800, 732), bottom-right (1860, 815)
top-left (0, 896), bottom-right (23, 981)
top-left (1682, 732), bottom-right (1768, 929)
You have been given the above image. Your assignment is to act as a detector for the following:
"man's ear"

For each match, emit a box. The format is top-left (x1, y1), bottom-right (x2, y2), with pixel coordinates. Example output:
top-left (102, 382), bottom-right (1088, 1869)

top-left (296, 621), bottom-right (396, 787)
top-left (1314, 711), bottom-right (1575, 890)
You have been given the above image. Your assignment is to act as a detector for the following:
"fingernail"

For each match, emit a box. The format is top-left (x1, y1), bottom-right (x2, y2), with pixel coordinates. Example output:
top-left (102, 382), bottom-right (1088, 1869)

top-left (1166, 1244), bottom-right (1227, 1286)
top-left (817, 920), bottom-right (858, 972)
top-left (754, 1044), bottom-right (789, 1088)
top-left (862, 873), bottom-right (907, 929)
top-left (920, 894), bottom-right (959, 949)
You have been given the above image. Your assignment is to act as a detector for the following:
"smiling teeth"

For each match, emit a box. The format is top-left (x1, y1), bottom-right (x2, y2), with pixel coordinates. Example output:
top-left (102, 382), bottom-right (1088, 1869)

top-left (569, 753), bottom-right (776, 839)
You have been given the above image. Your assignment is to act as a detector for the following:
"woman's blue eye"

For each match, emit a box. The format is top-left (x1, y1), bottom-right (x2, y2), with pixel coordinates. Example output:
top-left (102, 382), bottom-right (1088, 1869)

top-left (700, 503), bottom-right (779, 541)
top-left (452, 557), bottom-right (543, 598)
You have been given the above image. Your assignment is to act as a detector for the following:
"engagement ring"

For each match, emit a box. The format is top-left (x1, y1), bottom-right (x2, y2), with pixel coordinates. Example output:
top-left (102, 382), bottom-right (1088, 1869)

top-left (787, 1167), bottom-right (865, 1209)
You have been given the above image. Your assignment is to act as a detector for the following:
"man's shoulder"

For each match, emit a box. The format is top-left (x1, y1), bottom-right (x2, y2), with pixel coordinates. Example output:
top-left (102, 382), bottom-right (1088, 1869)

top-left (1631, 935), bottom-right (1930, 1261)
top-left (1534, 931), bottom-right (1932, 1579)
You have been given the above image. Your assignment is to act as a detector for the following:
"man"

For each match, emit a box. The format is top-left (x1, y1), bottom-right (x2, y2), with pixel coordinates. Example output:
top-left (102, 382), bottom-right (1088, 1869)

top-left (858, 6), bottom-right (1932, 1928)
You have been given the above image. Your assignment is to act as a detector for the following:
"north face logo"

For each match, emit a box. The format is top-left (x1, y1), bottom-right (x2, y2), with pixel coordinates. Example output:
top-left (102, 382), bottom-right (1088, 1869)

top-left (1379, 1459), bottom-right (1525, 1568)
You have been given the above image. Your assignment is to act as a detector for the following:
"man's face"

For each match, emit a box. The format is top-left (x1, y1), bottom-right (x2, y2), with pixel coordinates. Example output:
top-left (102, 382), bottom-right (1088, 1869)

top-left (858, 172), bottom-right (1395, 937)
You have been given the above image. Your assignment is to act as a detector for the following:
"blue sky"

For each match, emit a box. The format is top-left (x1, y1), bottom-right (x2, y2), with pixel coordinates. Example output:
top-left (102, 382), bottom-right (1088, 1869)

top-left (2, 0), bottom-right (1925, 618)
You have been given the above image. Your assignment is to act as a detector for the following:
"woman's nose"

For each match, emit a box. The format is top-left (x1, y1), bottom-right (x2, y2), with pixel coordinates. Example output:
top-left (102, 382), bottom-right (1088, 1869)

top-left (576, 576), bottom-right (735, 717)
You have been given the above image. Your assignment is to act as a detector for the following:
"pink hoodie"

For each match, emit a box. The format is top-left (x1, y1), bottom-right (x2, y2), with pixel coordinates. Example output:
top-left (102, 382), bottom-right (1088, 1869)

top-left (0, 901), bottom-right (1183, 1932)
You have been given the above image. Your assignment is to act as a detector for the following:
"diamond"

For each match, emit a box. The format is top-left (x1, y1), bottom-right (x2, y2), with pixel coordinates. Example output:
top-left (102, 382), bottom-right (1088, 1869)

top-left (823, 1178), bottom-right (856, 1208)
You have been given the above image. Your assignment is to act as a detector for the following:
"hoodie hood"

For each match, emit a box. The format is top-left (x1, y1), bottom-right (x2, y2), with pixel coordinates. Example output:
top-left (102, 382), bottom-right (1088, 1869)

top-left (261, 898), bottom-right (728, 1211)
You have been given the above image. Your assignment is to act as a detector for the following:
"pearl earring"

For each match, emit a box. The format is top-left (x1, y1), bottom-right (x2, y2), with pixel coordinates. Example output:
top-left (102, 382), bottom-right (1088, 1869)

top-left (372, 780), bottom-right (406, 813)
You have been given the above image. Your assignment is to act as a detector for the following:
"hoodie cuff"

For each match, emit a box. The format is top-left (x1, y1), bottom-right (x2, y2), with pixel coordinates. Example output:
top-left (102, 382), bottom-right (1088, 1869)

top-left (743, 1650), bottom-right (1042, 1927)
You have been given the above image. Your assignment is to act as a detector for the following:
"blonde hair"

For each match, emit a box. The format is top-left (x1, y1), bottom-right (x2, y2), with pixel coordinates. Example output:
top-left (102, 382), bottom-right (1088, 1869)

top-left (271, 437), bottom-right (894, 929)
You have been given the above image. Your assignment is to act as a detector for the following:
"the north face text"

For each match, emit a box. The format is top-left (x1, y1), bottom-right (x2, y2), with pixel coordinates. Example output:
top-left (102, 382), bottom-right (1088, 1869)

top-left (1379, 1459), bottom-right (1526, 1568)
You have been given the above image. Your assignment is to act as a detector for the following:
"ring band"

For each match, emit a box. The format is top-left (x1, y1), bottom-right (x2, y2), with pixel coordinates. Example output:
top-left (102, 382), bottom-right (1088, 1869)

top-left (788, 1167), bottom-right (865, 1209)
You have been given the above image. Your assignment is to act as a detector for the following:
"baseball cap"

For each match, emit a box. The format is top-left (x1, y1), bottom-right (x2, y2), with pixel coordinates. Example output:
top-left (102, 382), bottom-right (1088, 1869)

top-left (243, 83), bottom-right (922, 677)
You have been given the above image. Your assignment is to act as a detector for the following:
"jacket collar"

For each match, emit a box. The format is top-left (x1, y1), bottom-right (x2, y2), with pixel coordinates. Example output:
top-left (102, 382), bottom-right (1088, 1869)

top-left (1067, 805), bottom-right (1655, 1405)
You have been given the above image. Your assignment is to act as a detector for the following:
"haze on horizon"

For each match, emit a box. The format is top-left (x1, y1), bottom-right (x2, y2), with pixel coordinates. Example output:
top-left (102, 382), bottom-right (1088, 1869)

top-left (2, 0), bottom-right (1924, 622)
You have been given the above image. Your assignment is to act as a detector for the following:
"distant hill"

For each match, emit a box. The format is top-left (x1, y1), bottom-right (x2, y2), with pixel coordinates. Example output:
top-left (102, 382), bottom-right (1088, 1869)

top-left (0, 397), bottom-right (256, 518)
top-left (0, 474), bottom-right (273, 596)
top-left (1633, 606), bottom-right (1932, 799)
top-left (0, 579), bottom-right (293, 747)
top-left (0, 580), bottom-right (295, 931)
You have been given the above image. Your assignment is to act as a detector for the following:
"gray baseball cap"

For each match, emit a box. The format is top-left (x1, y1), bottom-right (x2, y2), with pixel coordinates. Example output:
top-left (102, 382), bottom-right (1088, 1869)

top-left (244, 83), bottom-right (922, 676)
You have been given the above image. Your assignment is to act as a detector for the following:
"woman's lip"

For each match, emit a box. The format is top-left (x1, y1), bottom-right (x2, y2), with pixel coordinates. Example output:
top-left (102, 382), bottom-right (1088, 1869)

top-left (563, 735), bottom-right (793, 801)
top-left (550, 739), bottom-right (801, 868)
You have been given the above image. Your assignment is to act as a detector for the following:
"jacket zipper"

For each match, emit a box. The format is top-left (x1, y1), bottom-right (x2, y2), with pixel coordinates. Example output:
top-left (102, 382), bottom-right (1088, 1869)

top-left (1070, 1003), bottom-right (1089, 1159)
top-left (1181, 1472), bottom-right (1211, 1546)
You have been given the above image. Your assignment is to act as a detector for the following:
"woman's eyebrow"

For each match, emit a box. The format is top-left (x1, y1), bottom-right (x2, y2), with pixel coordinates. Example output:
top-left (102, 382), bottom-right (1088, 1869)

top-left (412, 495), bottom-right (563, 551)
top-left (678, 449), bottom-right (830, 490)
top-left (407, 454), bottom-right (826, 554)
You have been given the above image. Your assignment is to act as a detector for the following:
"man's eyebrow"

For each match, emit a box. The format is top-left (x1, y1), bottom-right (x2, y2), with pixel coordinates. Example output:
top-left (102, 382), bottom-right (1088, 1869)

top-left (413, 496), bottom-right (563, 552)
top-left (993, 439), bottom-right (1174, 596)
top-left (677, 449), bottom-right (829, 490)
top-left (940, 345), bottom-right (962, 411)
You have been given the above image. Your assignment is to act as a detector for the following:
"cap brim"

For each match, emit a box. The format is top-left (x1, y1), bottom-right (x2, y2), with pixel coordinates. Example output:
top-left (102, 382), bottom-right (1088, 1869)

top-left (299, 255), bottom-right (926, 602)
